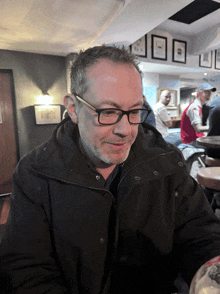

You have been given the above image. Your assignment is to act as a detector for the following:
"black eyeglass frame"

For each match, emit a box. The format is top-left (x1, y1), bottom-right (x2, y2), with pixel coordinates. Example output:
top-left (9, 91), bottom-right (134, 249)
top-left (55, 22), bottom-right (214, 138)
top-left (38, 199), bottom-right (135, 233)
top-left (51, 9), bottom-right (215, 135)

top-left (73, 93), bottom-right (152, 125)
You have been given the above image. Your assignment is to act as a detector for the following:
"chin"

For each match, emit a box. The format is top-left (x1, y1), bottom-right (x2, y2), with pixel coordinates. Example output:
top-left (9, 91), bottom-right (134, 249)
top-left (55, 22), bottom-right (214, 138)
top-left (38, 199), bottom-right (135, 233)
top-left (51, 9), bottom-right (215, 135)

top-left (105, 154), bottom-right (129, 166)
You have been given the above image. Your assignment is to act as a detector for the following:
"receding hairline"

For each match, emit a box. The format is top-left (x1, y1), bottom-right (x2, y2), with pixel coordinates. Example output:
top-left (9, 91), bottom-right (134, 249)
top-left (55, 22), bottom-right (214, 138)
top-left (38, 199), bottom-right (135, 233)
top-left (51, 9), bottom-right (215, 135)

top-left (70, 45), bottom-right (142, 97)
top-left (83, 57), bottom-right (142, 94)
top-left (85, 57), bottom-right (142, 75)
top-left (160, 90), bottom-right (171, 98)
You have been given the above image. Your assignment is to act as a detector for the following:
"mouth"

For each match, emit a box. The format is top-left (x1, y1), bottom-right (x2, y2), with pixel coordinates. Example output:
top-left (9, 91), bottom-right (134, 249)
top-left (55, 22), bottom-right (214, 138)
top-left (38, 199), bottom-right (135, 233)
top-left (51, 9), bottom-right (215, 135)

top-left (109, 141), bottom-right (127, 146)
top-left (107, 142), bottom-right (129, 150)
top-left (112, 143), bottom-right (125, 146)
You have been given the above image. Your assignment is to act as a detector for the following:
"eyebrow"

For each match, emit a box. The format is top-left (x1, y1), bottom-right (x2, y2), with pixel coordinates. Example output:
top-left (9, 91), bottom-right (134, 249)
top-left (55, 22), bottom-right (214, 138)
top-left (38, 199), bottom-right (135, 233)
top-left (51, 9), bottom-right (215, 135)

top-left (98, 100), bottom-right (143, 109)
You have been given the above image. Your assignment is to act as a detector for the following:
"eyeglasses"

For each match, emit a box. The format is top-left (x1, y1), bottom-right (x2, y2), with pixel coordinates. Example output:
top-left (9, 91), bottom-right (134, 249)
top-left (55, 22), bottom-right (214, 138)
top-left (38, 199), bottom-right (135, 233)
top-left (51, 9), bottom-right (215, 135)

top-left (73, 93), bottom-right (151, 125)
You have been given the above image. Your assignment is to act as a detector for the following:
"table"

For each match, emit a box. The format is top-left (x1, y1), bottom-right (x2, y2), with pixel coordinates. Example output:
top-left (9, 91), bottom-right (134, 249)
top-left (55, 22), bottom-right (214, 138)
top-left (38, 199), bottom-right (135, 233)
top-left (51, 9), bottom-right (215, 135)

top-left (196, 136), bottom-right (220, 148)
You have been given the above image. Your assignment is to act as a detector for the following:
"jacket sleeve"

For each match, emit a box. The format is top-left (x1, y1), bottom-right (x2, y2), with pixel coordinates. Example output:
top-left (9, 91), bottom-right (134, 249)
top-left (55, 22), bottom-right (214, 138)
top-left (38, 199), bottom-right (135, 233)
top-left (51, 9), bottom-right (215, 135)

top-left (173, 173), bottom-right (220, 285)
top-left (0, 158), bottom-right (70, 294)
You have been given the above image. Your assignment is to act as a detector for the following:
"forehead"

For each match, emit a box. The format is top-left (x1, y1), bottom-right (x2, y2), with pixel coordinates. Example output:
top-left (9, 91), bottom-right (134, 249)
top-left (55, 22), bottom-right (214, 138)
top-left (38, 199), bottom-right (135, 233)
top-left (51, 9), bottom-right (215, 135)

top-left (161, 91), bottom-right (171, 98)
top-left (203, 90), bottom-right (211, 94)
top-left (85, 59), bottom-right (142, 98)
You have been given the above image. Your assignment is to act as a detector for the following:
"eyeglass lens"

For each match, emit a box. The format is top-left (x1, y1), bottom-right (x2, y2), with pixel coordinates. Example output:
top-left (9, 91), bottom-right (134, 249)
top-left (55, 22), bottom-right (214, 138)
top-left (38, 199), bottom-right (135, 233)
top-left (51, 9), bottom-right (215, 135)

top-left (99, 109), bottom-right (149, 125)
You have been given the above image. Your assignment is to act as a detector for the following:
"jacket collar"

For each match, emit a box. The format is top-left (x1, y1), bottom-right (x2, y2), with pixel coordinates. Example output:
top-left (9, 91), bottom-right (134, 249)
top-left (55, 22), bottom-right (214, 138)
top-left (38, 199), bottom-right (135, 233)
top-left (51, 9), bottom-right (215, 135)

top-left (29, 118), bottom-right (176, 184)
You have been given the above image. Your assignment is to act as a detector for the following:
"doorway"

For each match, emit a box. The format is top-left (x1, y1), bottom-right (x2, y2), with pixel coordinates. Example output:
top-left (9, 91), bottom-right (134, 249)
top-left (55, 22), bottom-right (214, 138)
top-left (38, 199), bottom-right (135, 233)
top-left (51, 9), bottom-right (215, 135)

top-left (0, 70), bottom-right (19, 195)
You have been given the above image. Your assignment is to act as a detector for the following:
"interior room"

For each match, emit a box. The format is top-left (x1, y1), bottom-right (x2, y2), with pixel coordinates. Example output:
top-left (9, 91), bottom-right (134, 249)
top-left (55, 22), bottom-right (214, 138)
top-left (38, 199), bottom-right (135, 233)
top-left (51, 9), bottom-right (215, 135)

top-left (1, 1), bottom-right (220, 292)
top-left (1, 0), bottom-right (220, 219)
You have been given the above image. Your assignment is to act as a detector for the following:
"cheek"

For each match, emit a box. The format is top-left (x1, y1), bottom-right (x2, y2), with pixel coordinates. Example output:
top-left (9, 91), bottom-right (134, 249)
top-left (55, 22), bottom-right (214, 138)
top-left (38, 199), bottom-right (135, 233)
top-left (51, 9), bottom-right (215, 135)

top-left (131, 126), bottom-right (139, 139)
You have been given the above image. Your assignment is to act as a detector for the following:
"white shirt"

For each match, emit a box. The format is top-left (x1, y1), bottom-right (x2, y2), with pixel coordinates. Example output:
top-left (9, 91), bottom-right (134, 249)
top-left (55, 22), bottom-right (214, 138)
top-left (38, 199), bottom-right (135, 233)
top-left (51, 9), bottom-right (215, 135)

top-left (186, 98), bottom-right (202, 125)
top-left (152, 102), bottom-right (171, 137)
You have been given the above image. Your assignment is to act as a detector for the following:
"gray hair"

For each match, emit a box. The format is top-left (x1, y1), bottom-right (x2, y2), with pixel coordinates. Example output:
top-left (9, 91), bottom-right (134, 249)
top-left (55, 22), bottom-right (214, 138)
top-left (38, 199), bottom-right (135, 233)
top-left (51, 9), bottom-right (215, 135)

top-left (70, 45), bottom-right (142, 97)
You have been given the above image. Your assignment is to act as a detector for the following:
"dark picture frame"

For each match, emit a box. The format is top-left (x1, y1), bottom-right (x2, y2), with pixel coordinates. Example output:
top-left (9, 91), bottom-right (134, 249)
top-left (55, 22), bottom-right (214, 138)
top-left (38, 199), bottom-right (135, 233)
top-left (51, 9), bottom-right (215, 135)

top-left (199, 51), bottom-right (212, 68)
top-left (34, 104), bottom-right (61, 125)
top-left (215, 49), bottom-right (220, 70)
top-left (172, 39), bottom-right (187, 64)
top-left (151, 34), bottom-right (167, 61)
top-left (130, 35), bottom-right (147, 57)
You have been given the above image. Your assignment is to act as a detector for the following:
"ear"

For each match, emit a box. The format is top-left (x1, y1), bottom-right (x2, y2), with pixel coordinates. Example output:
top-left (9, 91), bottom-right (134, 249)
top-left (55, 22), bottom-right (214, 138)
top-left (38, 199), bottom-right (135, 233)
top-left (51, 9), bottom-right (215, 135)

top-left (63, 94), bottom-right (79, 124)
top-left (142, 95), bottom-right (146, 103)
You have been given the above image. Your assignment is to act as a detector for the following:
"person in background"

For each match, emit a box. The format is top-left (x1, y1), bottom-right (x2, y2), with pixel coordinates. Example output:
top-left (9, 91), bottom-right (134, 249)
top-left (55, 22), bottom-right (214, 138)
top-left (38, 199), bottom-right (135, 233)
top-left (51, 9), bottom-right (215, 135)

top-left (201, 101), bottom-right (211, 126)
top-left (180, 83), bottom-right (216, 146)
top-left (143, 95), bottom-right (156, 127)
top-left (206, 93), bottom-right (220, 159)
top-left (152, 90), bottom-right (172, 138)
top-left (1, 45), bottom-right (220, 294)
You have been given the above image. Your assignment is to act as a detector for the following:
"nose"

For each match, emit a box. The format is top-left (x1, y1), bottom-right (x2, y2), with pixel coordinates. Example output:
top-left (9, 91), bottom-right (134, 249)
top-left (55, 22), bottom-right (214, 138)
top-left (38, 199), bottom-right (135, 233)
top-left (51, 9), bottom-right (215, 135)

top-left (113, 113), bottom-right (132, 137)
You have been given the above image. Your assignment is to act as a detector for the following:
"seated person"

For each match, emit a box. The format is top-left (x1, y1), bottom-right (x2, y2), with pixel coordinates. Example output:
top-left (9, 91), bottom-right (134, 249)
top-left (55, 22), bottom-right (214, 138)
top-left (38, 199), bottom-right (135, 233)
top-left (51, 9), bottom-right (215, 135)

top-left (206, 94), bottom-right (220, 159)
top-left (143, 98), bottom-right (156, 127)
top-left (180, 83), bottom-right (216, 146)
top-left (152, 90), bottom-right (172, 138)
top-left (1, 46), bottom-right (220, 294)
top-left (152, 91), bottom-right (182, 146)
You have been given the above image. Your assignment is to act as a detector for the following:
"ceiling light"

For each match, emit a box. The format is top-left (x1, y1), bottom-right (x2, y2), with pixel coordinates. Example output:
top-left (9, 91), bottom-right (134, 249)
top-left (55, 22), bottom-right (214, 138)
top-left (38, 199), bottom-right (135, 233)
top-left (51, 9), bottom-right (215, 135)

top-left (204, 73), bottom-right (208, 76)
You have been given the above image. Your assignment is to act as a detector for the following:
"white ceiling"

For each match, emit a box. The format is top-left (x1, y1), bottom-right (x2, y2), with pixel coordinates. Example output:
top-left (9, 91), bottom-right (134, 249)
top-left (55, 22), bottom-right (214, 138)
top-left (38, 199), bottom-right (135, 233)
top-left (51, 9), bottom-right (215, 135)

top-left (0, 0), bottom-right (220, 83)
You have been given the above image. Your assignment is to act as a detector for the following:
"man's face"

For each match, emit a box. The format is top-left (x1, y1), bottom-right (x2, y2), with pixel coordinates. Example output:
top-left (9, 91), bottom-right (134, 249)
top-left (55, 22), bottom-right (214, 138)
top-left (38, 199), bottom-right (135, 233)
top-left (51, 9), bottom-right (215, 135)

top-left (76, 59), bottom-right (143, 169)
top-left (198, 90), bottom-right (212, 104)
top-left (161, 92), bottom-right (171, 106)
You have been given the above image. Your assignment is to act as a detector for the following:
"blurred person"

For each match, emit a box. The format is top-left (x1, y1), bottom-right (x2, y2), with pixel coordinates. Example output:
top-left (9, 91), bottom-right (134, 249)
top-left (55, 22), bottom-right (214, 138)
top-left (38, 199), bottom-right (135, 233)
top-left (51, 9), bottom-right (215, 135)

top-left (1, 46), bottom-right (220, 294)
top-left (180, 83), bottom-right (216, 146)
top-left (152, 90), bottom-right (172, 138)
top-left (143, 95), bottom-right (156, 127)
top-left (206, 94), bottom-right (220, 159)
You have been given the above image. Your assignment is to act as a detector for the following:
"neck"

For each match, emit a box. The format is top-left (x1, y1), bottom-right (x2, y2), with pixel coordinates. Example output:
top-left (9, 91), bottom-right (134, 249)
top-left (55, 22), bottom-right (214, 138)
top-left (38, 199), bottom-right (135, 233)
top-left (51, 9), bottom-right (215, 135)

top-left (78, 138), bottom-right (117, 180)
top-left (96, 165), bottom-right (116, 180)
top-left (197, 97), bottom-right (205, 106)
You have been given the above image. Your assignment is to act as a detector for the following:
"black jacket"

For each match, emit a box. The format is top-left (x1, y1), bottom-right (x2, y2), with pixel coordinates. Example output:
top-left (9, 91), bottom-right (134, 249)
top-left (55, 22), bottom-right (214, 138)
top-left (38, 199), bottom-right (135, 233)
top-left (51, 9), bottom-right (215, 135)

top-left (1, 118), bottom-right (220, 294)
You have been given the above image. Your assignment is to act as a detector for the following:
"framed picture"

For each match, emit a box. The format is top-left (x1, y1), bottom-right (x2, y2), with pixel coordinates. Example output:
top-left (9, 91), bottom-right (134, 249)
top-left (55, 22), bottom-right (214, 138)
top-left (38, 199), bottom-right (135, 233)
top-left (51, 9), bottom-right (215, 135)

top-left (34, 105), bottom-right (61, 125)
top-left (130, 35), bottom-right (147, 57)
top-left (199, 51), bottom-right (212, 68)
top-left (215, 49), bottom-right (220, 70)
top-left (157, 88), bottom-right (178, 109)
top-left (151, 35), bottom-right (167, 60)
top-left (172, 39), bottom-right (187, 64)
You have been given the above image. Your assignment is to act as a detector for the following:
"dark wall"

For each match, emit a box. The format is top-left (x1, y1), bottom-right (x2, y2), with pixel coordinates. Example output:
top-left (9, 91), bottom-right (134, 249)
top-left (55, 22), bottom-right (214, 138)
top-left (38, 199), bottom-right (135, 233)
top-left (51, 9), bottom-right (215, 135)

top-left (0, 49), bottom-right (67, 158)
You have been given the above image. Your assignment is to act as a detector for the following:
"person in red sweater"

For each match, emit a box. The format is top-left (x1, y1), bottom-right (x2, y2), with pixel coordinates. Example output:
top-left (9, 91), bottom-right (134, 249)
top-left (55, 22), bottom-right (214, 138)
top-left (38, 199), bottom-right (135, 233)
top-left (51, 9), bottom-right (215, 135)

top-left (180, 83), bottom-right (216, 145)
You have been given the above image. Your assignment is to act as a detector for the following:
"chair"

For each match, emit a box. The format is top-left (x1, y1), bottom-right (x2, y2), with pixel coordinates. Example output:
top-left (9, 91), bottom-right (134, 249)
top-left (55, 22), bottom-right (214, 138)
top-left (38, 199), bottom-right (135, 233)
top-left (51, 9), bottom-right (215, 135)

top-left (205, 155), bottom-right (220, 167)
top-left (197, 167), bottom-right (220, 213)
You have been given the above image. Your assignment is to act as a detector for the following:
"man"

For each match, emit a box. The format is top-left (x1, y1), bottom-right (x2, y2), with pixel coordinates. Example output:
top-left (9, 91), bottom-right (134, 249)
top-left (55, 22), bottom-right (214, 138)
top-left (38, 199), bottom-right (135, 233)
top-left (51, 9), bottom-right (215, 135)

top-left (1, 45), bottom-right (220, 294)
top-left (143, 95), bottom-right (156, 127)
top-left (180, 83), bottom-right (216, 145)
top-left (206, 94), bottom-right (220, 159)
top-left (152, 90), bottom-right (172, 138)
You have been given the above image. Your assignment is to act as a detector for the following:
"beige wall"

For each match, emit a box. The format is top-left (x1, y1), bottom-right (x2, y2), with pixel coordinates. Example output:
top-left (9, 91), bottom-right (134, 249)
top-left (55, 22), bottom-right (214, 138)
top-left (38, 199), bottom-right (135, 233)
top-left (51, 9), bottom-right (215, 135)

top-left (0, 50), bottom-right (67, 158)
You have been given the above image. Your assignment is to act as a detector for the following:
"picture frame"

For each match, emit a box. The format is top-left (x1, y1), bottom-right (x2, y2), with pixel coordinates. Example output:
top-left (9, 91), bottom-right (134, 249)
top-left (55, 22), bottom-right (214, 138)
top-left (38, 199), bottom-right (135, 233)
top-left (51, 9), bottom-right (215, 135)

top-left (151, 35), bottom-right (167, 60)
top-left (172, 39), bottom-right (187, 64)
top-left (34, 105), bottom-right (61, 125)
top-left (215, 49), bottom-right (220, 70)
top-left (157, 88), bottom-right (178, 110)
top-left (199, 51), bottom-right (212, 68)
top-left (130, 35), bottom-right (147, 57)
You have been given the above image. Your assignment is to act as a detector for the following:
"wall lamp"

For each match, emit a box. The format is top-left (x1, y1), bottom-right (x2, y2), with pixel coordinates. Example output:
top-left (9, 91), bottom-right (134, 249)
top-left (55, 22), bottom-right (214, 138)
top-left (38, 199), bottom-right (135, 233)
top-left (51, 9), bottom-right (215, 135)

top-left (36, 91), bottom-right (53, 105)
top-left (34, 91), bottom-right (61, 125)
